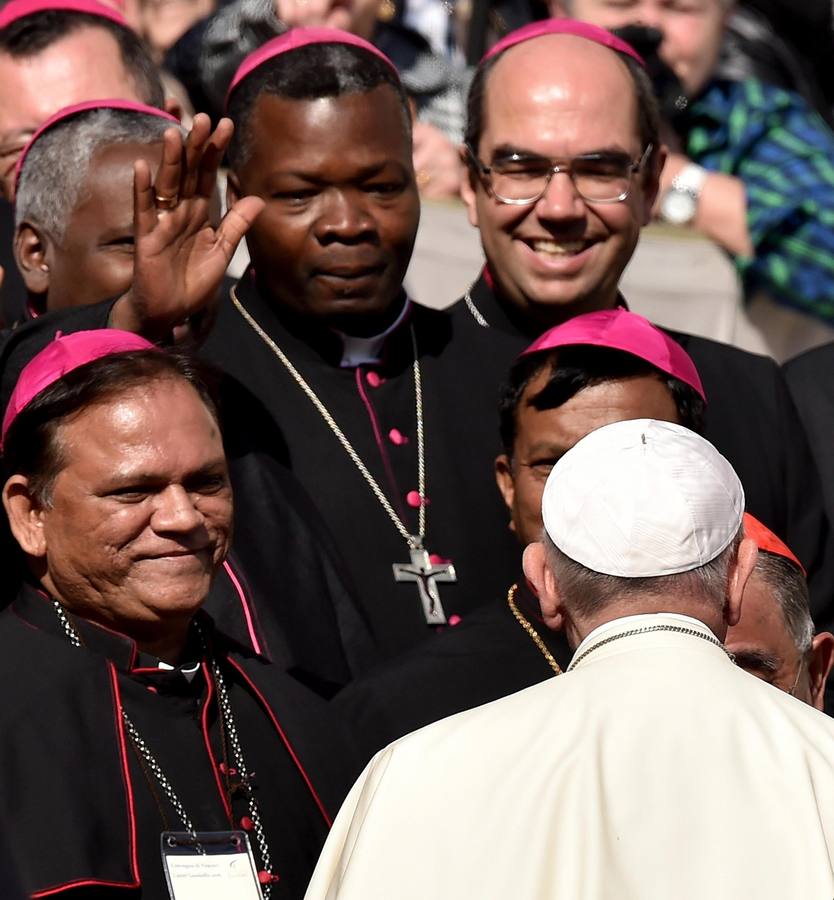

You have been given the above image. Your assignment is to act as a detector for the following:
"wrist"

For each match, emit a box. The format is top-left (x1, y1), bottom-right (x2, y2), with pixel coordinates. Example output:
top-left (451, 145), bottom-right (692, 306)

top-left (660, 162), bottom-right (708, 226)
top-left (109, 291), bottom-right (168, 341)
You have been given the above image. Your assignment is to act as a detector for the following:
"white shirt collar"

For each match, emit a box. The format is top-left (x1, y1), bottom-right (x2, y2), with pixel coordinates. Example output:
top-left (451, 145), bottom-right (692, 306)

top-left (334, 297), bottom-right (412, 368)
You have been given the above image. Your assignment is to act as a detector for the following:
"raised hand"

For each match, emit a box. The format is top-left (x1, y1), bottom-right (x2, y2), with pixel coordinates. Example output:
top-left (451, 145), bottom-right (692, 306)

top-left (111, 113), bottom-right (264, 340)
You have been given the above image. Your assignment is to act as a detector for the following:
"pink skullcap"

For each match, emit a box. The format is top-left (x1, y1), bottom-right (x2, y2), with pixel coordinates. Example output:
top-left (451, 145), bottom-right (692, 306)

top-left (0, 0), bottom-right (126, 30)
top-left (743, 513), bottom-right (806, 576)
top-left (482, 19), bottom-right (645, 68)
top-left (2, 329), bottom-right (156, 444)
top-left (520, 308), bottom-right (705, 401)
top-left (14, 99), bottom-right (178, 197)
top-left (227, 27), bottom-right (398, 104)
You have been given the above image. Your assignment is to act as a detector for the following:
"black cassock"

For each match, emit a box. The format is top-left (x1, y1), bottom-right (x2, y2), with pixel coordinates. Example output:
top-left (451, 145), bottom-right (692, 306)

top-left (0, 584), bottom-right (360, 898)
top-left (0, 307), bottom-right (376, 697)
top-left (333, 578), bottom-right (572, 763)
top-left (202, 271), bottom-right (520, 660)
top-left (784, 343), bottom-right (834, 544)
top-left (459, 274), bottom-right (834, 637)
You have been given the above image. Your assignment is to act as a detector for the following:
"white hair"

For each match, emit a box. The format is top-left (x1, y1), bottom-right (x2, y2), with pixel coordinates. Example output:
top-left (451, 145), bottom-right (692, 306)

top-left (544, 526), bottom-right (743, 620)
top-left (15, 108), bottom-right (185, 242)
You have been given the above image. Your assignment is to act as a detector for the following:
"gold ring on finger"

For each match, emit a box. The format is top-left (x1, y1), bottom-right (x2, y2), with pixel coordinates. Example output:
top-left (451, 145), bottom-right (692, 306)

top-left (155, 193), bottom-right (178, 210)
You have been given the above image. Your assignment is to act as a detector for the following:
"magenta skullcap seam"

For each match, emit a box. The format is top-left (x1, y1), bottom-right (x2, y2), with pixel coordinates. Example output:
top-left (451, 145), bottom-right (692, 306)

top-left (2, 329), bottom-right (157, 447)
top-left (0, 0), bottom-right (127, 30)
top-left (226, 27), bottom-right (398, 106)
top-left (14, 99), bottom-right (178, 198)
top-left (482, 19), bottom-right (646, 68)
top-left (520, 308), bottom-right (706, 402)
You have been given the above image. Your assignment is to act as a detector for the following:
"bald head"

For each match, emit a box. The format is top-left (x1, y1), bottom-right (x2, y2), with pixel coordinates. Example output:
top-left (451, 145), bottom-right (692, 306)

top-left (461, 32), bottom-right (662, 319)
top-left (465, 32), bottom-right (659, 161)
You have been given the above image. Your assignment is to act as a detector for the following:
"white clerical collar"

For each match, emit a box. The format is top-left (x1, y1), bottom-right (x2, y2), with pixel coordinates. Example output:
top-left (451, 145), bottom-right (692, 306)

top-left (157, 658), bottom-right (202, 682)
top-left (334, 297), bottom-right (412, 369)
top-left (573, 612), bottom-right (718, 660)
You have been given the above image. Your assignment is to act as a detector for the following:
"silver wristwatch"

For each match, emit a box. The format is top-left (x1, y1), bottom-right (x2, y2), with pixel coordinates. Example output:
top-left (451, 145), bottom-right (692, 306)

top-left (660, 163), bottom-right (708, 225)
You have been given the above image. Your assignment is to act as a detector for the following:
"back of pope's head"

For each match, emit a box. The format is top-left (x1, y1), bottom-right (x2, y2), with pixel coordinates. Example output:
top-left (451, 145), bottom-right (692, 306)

top-left (524, 419), bottom-right (754, 639)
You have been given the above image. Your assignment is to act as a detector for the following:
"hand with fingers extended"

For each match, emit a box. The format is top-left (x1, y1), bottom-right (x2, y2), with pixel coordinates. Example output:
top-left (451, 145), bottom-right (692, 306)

top-left (111, 112), bottom-right (264, 341)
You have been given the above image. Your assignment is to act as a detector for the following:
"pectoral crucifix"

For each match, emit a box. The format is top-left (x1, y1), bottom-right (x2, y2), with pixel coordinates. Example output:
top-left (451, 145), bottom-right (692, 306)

top-left (393, 547), bottom-right (457, 626)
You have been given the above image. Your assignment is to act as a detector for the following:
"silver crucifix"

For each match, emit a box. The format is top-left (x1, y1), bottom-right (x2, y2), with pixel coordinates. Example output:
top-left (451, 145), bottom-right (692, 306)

top-left (393, 547), bottom-right (457, 625)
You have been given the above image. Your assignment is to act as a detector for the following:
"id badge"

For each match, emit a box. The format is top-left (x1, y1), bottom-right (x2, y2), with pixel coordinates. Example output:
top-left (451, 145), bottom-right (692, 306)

top-left (161, 831), bottom-right (265, 900)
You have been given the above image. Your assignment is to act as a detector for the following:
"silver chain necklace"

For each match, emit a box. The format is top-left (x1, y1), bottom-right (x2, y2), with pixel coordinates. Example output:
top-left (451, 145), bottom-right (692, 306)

top-left (51, 600), bottom-right (276, 896)
top-left (567, 622), bottom-right (735, 672)
top-left (231, 286), bottom-right (458, 626)
top-left (231, 285), bottom-right (426, 548)
top-left (463, 287), bottom-right (489, 328)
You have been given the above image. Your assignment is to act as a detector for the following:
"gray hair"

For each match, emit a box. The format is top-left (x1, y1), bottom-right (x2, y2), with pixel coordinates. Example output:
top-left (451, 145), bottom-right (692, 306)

top-left (15, 108), bottom-right (185, 242)
top-left (751, 551), bottom-right (814, 655)
top-left (544, 526), bottom-right (743, 620)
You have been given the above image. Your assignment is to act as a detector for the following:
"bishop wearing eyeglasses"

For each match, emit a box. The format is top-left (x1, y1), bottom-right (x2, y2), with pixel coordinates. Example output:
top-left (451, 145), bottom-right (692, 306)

top-left (443, 19), bottom-right (834, 665)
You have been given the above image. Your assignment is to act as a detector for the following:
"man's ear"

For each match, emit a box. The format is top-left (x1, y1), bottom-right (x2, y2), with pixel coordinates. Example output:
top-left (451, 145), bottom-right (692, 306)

top-left (807, 632), bottom-right (834, 712)
top-left (14, 222), bottom-right (51, 296)
top-left (2, 475), bottom-right (48, 559)
top-left (494, 454), bottom-right (516, 532)
top-left (163, 96), bottom-right (184, 121)
top-left (726, 537), bottom-right (758, 626)
top-left (522, 541), bottom-right (565, 631)
top-left (459, 145), bottom-right (481, 229)
top-left (642, 144), bottom-right (667, 225)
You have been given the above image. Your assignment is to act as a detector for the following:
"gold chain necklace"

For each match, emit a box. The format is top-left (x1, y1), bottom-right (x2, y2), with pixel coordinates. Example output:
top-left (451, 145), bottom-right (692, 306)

top-left (231, 284), bottom-right (425, 546)
top-left (230, 285), bottom-right (457, 626)
top-left (506, 583), bottom-right (562, 675)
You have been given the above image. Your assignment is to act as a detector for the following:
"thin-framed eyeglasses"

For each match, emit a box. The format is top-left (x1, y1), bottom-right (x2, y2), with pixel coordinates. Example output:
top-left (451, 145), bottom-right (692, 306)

top-left (787, 654), bottom-right (807, 697)
top-left (467, 144), bottom-right (654, 206)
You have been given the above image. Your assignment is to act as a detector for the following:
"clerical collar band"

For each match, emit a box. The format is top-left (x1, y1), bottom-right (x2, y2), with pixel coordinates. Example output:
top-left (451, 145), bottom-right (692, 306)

top-left (481, 19), bottom-right (646, 68)
top-left (742, 513), bottom-right (805, 575)
top-left (541, 419), bottom-right (744, 578)
top-left (226, 27), bottom-right (399, 105)
top-left (0, 0), bottom-right (127, 30)
top-left (335, 297), bottom-right (411, 368)
top-left (14, 99), bottom-right (179, 197)
top-left (520, 309), bottom-right (706, 402)
top-left (2, 329), bottom-right (156, 446)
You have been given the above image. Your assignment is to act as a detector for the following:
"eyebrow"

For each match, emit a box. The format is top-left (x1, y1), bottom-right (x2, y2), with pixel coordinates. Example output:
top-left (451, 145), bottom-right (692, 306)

top-left (98, 225), bottom-right (135, 242)
top-left (731, 649), bottom-right (781, 674)
top-left (101, 459), bottom-right (228, 491)
top-left (489, 143), bottom-right (634, 163)
top-left (267, 160), bottom-right (408, 185)
top-left (521, 440), bottom-right (571, 459)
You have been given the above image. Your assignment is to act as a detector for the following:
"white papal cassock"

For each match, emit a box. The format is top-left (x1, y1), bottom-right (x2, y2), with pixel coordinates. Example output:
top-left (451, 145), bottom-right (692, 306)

top-left (306, 613), bottom-right (834, 900)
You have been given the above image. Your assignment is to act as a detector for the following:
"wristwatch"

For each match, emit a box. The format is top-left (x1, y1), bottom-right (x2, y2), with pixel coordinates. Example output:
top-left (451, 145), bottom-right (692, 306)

top-left (660, 163), bottom-right (708, 226)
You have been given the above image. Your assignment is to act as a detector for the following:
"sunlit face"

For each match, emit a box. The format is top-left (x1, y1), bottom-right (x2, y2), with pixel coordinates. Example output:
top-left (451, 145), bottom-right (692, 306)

top-left (0, 26), bottom-right (145, 199)
top-left (559, 0), bottom-right (729, 96)
top-left (139, 0), bottom-right (215, 58)
top-left (232, 88), bottom-right (420, 334)
top-left (726, 569), bottom-right (814, 702)
top-left (496, 369), bottom-right (680, 545)
top-left (25, 141), bottom-right (163, 312)
top-left (274, 0), bottom-right (381, 40)
top-left (32, 379), bottom-right (233, 639)
top-left (463, 36), bottom-right (659, 328)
